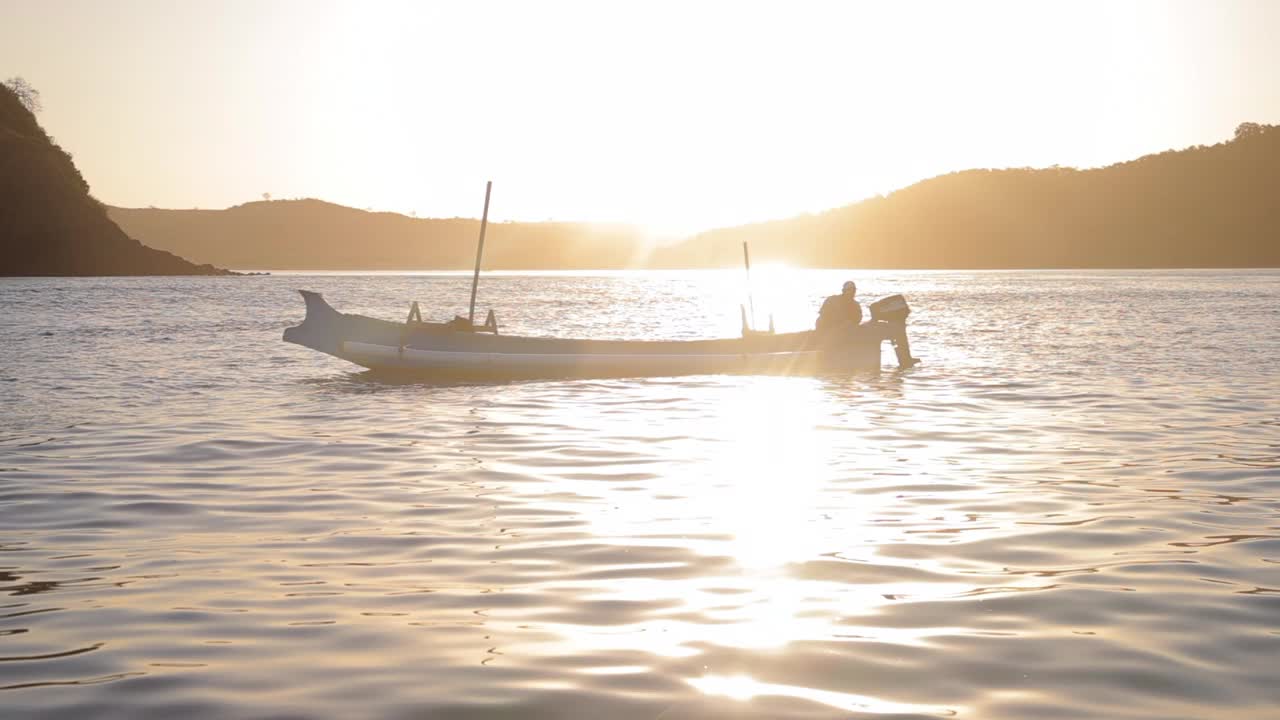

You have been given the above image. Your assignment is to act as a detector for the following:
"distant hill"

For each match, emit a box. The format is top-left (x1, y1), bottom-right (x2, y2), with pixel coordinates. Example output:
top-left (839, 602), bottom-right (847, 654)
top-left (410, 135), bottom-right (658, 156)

top-left (109, 201), bottom-right (656, 270)
top-left (108, 123), bottom-right (1280, 270)
top-left (0, 82), bottom-right (230, 276)
top-left (654, 123), bottom-right (1280, 269)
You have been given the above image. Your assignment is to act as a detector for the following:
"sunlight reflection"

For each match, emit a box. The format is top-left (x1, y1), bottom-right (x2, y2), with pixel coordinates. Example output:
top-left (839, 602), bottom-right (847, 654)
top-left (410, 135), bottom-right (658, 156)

top-left (690, 674), bottom-right (958, 716)
top-left (489, 374), bottom-right (961, 659)
top-left (696, 377), bottom-right (833, 570)
top-left (464, 300), bottom-right (1072, 682)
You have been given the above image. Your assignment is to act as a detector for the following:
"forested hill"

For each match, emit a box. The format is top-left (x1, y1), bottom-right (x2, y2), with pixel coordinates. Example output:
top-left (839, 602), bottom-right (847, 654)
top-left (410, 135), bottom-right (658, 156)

top-left (108, 201), bottom-right (655, 271)
top-left (0, 82), bottom-right (229, 276)
top-left (107, 123), bottom-right (1280, 270)
top-left (654, 123), bottom-right (1280, 268)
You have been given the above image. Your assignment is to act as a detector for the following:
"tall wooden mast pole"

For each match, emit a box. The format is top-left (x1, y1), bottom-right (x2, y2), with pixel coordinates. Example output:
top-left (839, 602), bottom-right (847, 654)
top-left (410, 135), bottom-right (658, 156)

top-left (742, 241), bottom-right (756, 331)
top-left (467, 180), bottom-right (493, 325)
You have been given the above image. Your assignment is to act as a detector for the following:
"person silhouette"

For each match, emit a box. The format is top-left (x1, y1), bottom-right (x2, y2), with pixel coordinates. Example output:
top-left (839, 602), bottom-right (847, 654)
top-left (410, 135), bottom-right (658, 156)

top-left (816, 280), bottom-right (862, 331)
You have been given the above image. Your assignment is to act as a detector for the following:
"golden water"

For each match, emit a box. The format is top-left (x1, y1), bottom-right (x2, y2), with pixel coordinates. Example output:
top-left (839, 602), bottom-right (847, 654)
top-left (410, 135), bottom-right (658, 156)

top-left (2, 270), bottom-right (1277, 718)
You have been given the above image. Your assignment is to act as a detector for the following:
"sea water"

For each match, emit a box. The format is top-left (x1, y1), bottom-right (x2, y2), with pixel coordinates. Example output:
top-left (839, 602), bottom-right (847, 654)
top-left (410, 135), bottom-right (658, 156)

top-left (1, 270), bottom-right (1277, 719)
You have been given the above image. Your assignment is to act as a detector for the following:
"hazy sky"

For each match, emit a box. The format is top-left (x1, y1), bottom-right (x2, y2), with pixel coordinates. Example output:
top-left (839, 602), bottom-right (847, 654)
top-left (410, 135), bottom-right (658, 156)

top-left (4, 0), bottom-right (1278, 234)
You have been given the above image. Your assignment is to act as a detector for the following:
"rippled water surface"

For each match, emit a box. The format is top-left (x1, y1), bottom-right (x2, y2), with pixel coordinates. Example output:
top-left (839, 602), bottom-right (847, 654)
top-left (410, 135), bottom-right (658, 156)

top-left (1, 270), bottom-right (1278, 719)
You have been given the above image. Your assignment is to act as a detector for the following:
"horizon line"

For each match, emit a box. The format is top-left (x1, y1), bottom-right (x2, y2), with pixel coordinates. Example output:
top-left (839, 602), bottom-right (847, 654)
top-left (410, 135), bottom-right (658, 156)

top-left (104, 121), bottom-right (1268, 239)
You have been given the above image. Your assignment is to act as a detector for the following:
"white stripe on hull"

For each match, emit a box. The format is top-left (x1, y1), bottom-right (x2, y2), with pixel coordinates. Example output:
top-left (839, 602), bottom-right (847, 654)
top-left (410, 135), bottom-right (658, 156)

top-left (341, 341), bottom-right (874, 377)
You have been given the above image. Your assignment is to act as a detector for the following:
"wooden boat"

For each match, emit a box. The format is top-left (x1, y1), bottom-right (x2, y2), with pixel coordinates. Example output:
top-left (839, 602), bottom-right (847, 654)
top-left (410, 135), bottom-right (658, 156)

top-left (282, 290), bottom-right (918, 380)
top-left (282, 182), bottom-right (917, 380)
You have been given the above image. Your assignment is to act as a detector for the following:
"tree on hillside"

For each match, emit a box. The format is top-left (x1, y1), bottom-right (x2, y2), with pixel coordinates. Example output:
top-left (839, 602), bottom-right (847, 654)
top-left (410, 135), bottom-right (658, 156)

top-left (1234, 122), bottom-right (1275, 139)
top-left (3, 76), bottom-right (41, 113)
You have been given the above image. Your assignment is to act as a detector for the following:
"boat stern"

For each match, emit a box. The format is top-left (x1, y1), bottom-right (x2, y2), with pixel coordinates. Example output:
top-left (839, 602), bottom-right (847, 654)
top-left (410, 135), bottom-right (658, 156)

top-left (818, 295), bottom-right (920, 370)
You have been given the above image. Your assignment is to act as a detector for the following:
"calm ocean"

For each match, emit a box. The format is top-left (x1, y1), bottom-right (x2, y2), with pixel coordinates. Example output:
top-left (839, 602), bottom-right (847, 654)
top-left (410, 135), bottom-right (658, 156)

top-left (1, 269), bottom-right (1278, 719)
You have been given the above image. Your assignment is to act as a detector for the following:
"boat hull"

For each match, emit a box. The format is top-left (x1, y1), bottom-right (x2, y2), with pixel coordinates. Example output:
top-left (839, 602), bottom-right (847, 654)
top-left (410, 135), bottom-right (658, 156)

top-left (283, 290), bottom-right (897, 380)
top-left (341, 341), bottom-right (837, 379)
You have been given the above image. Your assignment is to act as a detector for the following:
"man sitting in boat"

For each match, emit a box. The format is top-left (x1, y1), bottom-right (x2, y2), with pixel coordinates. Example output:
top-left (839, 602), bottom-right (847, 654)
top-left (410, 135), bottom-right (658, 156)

top-left (816, 281), bottom-right (862, 331)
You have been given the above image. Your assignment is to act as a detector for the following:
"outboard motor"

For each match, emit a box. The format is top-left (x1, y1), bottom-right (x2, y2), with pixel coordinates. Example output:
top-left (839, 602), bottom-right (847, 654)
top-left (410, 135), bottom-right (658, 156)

top-left (869, 294), bottom-right (920, 368)
top-left (869, 294), bottom-right (910, 324)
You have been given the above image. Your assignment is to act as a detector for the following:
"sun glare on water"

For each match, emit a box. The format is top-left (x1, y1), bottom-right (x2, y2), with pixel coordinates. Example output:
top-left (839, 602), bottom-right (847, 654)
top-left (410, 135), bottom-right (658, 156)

top-left (690, 673), bottom-right (960, 716)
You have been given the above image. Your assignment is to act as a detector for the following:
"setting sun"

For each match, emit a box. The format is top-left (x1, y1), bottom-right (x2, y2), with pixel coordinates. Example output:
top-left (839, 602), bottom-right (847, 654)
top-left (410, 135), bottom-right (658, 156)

top-left (4, 1), bottom-right (1277, 235)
